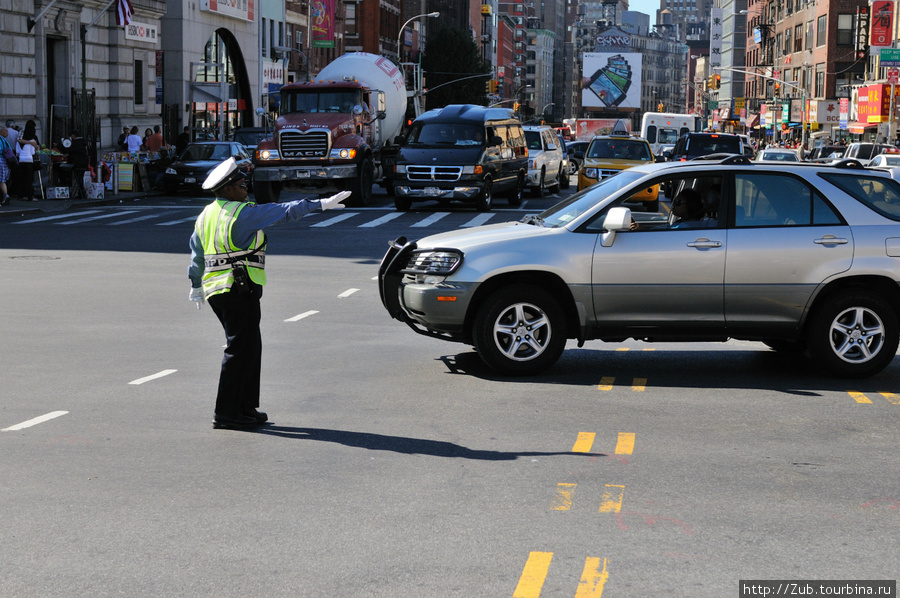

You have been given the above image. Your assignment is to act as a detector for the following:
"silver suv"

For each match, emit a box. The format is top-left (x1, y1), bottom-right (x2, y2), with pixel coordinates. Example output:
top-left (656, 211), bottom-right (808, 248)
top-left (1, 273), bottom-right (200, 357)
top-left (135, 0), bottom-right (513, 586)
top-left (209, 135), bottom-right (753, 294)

top-left (523, 125), bottom-right (566, 196)
top-left (379, 157), bottom-right (900, 378)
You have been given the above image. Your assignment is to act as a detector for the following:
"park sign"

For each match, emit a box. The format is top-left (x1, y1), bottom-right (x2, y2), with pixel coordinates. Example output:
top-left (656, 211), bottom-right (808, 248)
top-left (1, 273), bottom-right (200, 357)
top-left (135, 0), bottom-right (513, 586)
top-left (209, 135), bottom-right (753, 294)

top-left (880, 48), bottom-right (900, 66)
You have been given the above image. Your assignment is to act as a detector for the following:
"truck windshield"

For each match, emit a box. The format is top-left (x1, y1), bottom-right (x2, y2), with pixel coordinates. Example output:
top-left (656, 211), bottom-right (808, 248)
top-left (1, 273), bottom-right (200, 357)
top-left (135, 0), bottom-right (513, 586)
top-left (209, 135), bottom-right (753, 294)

top-left (406, 123), bottom-right (485, 146)
top-left (282, 90), bottom-right (362, 114)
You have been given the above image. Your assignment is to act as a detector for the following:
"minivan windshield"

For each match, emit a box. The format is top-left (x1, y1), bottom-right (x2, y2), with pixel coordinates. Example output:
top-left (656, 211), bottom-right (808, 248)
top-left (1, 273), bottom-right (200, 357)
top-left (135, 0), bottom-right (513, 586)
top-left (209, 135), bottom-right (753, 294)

top-left (406, 123), bottom-right (485, 146)
top-left (531, 170), bottom-right (645, 227)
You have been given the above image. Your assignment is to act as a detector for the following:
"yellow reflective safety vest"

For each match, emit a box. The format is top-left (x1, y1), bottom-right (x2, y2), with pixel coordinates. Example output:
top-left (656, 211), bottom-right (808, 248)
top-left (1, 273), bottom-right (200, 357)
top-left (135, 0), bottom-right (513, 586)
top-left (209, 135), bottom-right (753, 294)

top-left (195, 200), bottom-right (267, 298)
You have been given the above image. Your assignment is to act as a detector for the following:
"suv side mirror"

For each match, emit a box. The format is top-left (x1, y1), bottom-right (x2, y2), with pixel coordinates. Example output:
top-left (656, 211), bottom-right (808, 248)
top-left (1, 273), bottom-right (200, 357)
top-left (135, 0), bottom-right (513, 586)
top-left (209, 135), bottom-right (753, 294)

top-left (602, 206), bottom-right (632, 247)
top-left (655, 155), bottom-right (667, 163)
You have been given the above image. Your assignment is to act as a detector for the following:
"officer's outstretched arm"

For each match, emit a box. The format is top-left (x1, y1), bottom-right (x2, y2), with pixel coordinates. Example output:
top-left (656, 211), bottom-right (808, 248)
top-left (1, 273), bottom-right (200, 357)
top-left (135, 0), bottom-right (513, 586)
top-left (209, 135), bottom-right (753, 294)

top-left (319, 190), bottom-right (352, 211)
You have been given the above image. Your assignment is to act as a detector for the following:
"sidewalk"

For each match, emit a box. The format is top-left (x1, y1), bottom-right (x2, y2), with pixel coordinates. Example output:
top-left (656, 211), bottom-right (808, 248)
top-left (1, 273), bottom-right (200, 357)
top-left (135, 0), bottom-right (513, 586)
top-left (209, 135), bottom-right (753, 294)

top-left (0, 187), bottom-right (162, 219)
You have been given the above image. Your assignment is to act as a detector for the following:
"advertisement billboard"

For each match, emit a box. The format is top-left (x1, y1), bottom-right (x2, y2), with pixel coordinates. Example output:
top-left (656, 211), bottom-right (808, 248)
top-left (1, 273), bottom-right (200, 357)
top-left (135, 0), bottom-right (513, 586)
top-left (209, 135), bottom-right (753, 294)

top-left (582, 52), bottom-right (643, 109)
top-left (872, 0), bottom-right (894, 47)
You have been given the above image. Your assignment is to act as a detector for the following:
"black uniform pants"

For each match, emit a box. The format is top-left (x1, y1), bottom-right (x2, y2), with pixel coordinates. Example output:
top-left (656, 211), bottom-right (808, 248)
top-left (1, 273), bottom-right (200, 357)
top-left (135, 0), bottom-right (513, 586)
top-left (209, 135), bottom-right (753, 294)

top-left (207, 284), bottom-right (263, 416)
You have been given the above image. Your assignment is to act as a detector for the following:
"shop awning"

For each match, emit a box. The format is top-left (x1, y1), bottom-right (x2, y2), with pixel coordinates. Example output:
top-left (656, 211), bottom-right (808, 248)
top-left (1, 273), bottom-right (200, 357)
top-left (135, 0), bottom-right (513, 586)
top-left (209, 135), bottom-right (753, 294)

top-left (847, 122), bottom-right (878, 134)
top-left (747, 114), bottom-right (760, 128)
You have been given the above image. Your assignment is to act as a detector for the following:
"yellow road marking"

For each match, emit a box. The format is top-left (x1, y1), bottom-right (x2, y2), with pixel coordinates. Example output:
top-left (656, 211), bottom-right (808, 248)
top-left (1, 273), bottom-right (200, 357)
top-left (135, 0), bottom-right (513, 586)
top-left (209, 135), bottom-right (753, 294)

top-left (615, 347), bottom-right (629, 352)
top-left (572, 432), bottom-right (596, 453)
top-left (598, 376), bottom-right (615, 391)
top-left (575, 557), bottom-right (610, 598)
top-left (599, 484), bottom-right (625, 513)
top-left (552, 483), bottom-right (577, 511)
top-left (615, 433), bottom-right (635, 455)
top-left (848, 391), bottom-right (872, 404)
top-left (631, 378), bottom-right (647, 391)
top-left (513, 551), bottom-right (553, 598)
top-left (879, 392), bottom-right (900, 405)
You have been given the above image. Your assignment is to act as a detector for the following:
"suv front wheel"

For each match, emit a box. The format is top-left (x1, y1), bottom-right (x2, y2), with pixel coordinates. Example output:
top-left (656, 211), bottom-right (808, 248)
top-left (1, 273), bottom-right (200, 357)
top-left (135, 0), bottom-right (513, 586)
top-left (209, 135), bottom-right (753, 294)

top-left (472, 285), bottom-right (567, 375)
top-left (806, 291), bottom-right (899, 378)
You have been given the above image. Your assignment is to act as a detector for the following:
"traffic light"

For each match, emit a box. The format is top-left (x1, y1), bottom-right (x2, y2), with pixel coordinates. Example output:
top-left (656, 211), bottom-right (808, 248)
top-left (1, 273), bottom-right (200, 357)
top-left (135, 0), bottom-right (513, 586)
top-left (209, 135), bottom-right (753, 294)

top-left (490, 80), bottom-right (499, 94)
top-left (485, 80), bottom-right (492, 94)
top-left (513, 102), bottom-right (520, 112)
top-left (707, 74), bottom-right (720, 90)
top-left (713, 74), bottom-right (721, 89)
top-left (774, 81), bottom-right (780, 96)
top-left (657, 103), bottom-right (665, 112)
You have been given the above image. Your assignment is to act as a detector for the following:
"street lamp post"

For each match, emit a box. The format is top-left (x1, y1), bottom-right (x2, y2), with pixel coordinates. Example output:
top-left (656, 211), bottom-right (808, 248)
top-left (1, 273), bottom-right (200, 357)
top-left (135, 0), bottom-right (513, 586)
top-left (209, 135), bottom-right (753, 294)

top-left (397, 12), bottom-right (440, 62)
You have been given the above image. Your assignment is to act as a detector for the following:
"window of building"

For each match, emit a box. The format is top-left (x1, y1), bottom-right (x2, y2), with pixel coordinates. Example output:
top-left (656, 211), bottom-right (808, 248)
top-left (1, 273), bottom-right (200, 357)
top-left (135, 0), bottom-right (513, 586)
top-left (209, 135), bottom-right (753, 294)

top-left (794, 25), bottom-right (803, 52)
top-left (262, 18), bottom-right (268, 58)
top-left (784, 28), bottom-right (792, 54)
top-left (806, 21), bottom-right (814, 49)
top-left (837, 14), bottom-right (854, 46)
top-left (134, 59), bottom-right (144, 105)
top-left (776, 33), bottom-right (783, 57)
top-left (817, 15), bottom-right (827, 46)
top-left (345, 4), bottom-right (356, 37)
top-left (815, 64), bottom-right (825, 97)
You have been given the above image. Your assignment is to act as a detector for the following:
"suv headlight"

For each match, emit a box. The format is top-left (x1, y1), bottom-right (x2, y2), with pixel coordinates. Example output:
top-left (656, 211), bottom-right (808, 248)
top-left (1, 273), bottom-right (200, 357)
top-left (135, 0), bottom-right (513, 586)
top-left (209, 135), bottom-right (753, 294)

top-left (584, 167), bottom-right (598, 179)
top-left (402, 249), bottom-right (464, 283)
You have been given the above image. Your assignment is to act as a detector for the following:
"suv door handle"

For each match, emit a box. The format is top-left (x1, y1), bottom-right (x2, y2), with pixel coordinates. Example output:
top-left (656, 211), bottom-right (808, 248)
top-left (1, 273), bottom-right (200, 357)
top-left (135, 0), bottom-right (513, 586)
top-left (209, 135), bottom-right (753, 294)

top-left (814, 235), bottom-right (849, 246)
top-left (687, 239), bottom-right (722, 248)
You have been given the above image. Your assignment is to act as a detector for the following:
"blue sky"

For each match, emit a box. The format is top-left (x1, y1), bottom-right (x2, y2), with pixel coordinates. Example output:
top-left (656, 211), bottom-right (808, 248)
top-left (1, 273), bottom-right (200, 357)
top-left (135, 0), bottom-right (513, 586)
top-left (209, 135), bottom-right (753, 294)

top-left (627, 0), bottom-right (658, 22)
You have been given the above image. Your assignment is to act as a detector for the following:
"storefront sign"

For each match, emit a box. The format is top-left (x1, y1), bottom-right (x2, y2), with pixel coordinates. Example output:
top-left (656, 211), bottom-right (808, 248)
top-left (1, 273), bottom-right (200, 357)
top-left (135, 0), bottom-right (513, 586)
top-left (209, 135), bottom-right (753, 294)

top-left (839, 98), bottom-right (849, 129)
top-left (790, 99), bottom-right (804, 123)
top-left (808, 100), bottom-right (841, 124)
top-left (201, 0), bottom-right (255, 22)
top-left (124, 21), bottom-right (159, 44)
top-left (857, 84), bottom-right (898, 122)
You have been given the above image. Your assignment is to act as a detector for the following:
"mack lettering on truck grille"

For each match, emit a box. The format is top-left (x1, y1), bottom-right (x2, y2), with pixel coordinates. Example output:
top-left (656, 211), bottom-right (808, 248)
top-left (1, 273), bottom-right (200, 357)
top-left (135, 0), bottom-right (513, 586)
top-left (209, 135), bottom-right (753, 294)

top-left (406, 165), bottom-right (463, 182)
top-left (280, 130), bottom-right (329, 158)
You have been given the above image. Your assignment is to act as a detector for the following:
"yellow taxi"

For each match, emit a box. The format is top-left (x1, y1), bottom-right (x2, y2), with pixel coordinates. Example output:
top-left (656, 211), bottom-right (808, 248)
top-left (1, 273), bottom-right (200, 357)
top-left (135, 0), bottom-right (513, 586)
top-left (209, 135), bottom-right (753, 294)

top-left (576, 123), bottom-right (657, 208)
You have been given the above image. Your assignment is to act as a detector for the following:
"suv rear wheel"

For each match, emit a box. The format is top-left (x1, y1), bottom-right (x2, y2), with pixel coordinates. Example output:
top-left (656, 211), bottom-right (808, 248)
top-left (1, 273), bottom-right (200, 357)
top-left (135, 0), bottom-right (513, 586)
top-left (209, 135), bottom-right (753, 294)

top-left (806, 291), bottom-right (899, 378)
top-left (472, 285), bottom-right (567, 375)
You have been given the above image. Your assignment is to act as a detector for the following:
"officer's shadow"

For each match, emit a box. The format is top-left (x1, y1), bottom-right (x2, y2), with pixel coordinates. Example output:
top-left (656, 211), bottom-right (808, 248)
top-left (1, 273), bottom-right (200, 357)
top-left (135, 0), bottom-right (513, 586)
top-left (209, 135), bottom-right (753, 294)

top-left (255, 425), bottom-right (606, 461)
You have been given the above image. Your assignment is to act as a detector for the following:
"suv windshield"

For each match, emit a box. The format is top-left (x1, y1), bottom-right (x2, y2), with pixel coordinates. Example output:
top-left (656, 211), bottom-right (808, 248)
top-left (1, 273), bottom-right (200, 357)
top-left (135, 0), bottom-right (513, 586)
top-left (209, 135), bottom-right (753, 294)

top-left (406, 123), bottom-right (485, 146)
top-left (587, 139), bottom-right (652, 161)
top-left (524, 131), bottom-right (545, 150)
top-left (686, 135), bottom-right (741, 156)
top-left (534, 170), bottom-right (645, 227)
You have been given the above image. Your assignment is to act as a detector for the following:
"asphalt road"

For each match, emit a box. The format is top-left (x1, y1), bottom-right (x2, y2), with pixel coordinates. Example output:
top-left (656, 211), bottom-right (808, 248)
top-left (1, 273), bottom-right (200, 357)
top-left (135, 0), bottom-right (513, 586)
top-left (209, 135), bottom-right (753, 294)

top-left (1, 185), bottom-right (898, 597)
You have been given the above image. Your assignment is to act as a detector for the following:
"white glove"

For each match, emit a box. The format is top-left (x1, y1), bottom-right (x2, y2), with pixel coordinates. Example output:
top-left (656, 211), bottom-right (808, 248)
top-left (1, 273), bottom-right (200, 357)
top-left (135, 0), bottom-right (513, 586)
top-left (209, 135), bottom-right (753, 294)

top-left (189, 287), bottom-right (205, 310)
top-left (319, 190), bottom-right (352, 211)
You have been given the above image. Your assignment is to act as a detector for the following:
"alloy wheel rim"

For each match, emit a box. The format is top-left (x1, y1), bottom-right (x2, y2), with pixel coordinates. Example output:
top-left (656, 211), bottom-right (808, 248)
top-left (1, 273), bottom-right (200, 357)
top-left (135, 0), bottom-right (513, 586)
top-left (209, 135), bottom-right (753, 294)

top-left (829, 306), bottom-right (885, 364)
top-left (492, 302), bottom-right (551, 361)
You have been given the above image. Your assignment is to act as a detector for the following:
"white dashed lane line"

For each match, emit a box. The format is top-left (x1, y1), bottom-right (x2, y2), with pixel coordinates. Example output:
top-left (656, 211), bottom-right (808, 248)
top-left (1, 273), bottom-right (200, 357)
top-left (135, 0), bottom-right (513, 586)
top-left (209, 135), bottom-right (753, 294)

top-left (338, 288), bottom-right (359, 298)
top-left (128, 369), bottom-right (178, 385)
top-left (2, 411), bottom-right (69, 432)
top-left (285, 310), bottom-right (319, 322)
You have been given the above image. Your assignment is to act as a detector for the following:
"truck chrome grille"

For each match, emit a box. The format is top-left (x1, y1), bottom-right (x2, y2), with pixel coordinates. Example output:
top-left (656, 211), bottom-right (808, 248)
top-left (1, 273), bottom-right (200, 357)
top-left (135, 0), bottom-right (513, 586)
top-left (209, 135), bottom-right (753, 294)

top-left (279, 130), bottom-right (330, 158)
top-left (406, 165), bottom-right (463, 182)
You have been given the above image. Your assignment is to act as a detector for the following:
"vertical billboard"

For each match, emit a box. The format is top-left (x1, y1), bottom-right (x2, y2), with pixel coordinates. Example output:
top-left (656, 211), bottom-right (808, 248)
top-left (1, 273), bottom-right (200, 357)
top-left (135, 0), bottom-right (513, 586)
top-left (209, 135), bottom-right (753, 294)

top-left (709, 8), bottom-right (723, 71)
top-left (581, 52), bottom-right (643, 109)
top-left (312, 0), bottom-right (335, 48)
top-left (872, 1), bottom-right (894, 47)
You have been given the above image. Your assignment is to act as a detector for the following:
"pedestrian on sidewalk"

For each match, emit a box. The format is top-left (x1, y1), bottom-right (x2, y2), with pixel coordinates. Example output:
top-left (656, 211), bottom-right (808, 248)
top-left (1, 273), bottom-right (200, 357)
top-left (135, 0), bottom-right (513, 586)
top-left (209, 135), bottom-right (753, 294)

top-left (187, 158), bottom-right (350, 430)
top-left (145, 125), bottom-right (164, 152)
top-left (0, 126), bottom-right (12, 206)
top-left (125, 126), bottom-right (143, 153)
top-left (15, 120), bottom-right (39, 201)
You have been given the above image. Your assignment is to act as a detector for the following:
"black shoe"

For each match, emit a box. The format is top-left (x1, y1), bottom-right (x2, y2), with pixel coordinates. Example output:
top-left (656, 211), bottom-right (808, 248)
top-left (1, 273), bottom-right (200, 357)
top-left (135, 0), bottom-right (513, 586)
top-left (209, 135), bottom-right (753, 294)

top-left (243, 408), bottom-right (268, 423)
top-left (212, 413), bottom-right (260, 430)
top-left (0, 196), bottom-right (9, 206)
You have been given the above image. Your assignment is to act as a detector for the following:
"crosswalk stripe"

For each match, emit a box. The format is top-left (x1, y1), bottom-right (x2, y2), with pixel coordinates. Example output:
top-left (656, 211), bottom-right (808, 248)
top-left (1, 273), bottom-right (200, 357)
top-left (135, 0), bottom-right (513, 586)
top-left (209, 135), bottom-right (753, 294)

top-left (462, 213), bottom-right (493, 227)
top-left (412, 212), bottom-right (451, 227)
top-left (107, 214), bottom-right (163, 225)
top-left (311, 212), bottom-right (359, 227)
top-left (58, 211), bottom-right (140, 224)
top-left (12, 210), bottom-right (103, 224)
top-left (2, 411), bottom-right (69, 432)
top-left (156, 216), bottom-right (199, 226)
top-left (358, 212), bottom-right (404, 227)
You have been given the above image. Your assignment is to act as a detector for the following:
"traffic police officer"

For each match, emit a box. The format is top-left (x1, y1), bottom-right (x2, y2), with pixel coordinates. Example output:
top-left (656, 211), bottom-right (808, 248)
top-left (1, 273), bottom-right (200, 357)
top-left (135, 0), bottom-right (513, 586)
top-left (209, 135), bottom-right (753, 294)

top-left (188, 158), bottom-right (350, 429)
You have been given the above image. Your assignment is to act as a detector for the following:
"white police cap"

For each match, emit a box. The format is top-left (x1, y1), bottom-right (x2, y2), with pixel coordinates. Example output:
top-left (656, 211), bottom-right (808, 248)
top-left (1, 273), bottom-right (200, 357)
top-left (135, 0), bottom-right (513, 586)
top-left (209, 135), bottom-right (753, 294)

top-left (202, 157), bottom-right (245, 192)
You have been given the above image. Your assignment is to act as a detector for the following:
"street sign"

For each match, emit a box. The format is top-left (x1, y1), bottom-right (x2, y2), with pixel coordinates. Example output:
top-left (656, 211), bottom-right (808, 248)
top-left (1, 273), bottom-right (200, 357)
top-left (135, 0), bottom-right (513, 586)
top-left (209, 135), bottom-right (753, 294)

top-left (889, 69), bottom-right (900, 85)
top-left (880, 48), bottom-right (900, 66)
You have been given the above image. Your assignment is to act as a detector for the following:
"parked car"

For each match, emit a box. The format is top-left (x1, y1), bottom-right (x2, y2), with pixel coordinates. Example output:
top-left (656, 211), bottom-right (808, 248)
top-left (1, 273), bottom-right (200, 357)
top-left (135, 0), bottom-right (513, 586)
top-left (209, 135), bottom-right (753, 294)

top-left (163, 141), bottom-right (254, 195)
top-left (232, 127), bottom-right (270, 155)
top-left (392, 104), bottom-right (527, 212)
top-left (868, 153), bottom-right (900, 168)
top-left (843, 142), bottom-right (895, 165)
top-left (523, 125), bottom-right (566, 196)
top-left (755, 148), bottom-right (801, 162)
top-left (379, 157), bottom-right (900, 378)
top-left (669, 132), bottom-right (743, 161)
top-left (565, 140), bottom-right (590, 175)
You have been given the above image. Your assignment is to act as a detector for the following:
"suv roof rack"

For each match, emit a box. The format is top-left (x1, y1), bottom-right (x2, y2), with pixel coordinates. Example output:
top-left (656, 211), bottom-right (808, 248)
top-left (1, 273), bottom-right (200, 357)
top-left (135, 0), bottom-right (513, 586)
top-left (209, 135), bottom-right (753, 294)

top-left (831, 159), bottom-right (864, 169)
top-left (719, 155), bottom-right (751, 165)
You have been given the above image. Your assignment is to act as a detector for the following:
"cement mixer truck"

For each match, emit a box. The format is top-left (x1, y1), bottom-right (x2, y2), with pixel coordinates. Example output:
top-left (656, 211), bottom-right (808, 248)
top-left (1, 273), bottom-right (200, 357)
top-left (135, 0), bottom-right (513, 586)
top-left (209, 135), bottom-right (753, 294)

top-left (252, 53), bottom-right (408, 206)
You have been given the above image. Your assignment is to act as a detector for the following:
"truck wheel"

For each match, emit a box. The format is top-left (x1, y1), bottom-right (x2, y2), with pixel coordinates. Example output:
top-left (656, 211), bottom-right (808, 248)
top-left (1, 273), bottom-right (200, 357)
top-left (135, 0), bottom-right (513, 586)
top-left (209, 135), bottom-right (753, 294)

top-left (506, 174), bottom-right (524, 207)
top-left (475, 180), bottom-right (493, 212)
top-left (253, 180), bottom-right (281, 204)
top-left (806, 291), bottom-right (899, 378)
top-left (394, 196), bottom-right (412, 211)
top-left (349, 158), bottom-right (374, 207)
top-left (472, 285), bottom-right (567, 376)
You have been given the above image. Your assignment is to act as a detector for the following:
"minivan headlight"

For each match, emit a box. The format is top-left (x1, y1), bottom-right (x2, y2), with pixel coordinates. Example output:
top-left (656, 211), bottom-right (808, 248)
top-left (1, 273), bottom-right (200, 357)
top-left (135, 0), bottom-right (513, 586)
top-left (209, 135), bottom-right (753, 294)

top-left (461, 165), bottom-right (483, 174)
